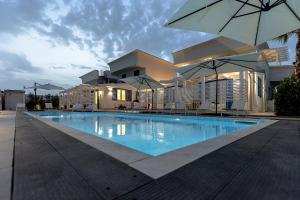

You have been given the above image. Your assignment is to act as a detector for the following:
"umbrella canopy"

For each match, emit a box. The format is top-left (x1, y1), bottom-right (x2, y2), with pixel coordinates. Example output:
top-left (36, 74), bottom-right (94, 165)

top-left (176, 52), bottom-right (264, 114)
top-left (26, 83), bottom-right (65, 90)
top-left (166, 0), bottom-right (300, 46)
top-left (36, 83), bottom-right (65, 90)
top-left (121, 74), bottom-right (163, 109)
top-left (121, 74), bottom-right (163, 90)
top-left (176, 52), bottom-right (262, 80)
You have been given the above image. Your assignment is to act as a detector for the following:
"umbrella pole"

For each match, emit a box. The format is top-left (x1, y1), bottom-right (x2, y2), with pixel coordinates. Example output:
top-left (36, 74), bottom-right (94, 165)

top-left (34, 82), bottom-right (37, 110)
top-left (215, 72), bottom-right (219, 115)
top-left (151, 89), bottom-right (154, 110)
top-left (213, 61), bottom-right (218, 115)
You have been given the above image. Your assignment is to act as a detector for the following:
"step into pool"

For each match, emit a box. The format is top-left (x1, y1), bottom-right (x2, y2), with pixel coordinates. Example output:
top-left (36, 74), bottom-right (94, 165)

top-left (32, 112), bottom-right (264, 156)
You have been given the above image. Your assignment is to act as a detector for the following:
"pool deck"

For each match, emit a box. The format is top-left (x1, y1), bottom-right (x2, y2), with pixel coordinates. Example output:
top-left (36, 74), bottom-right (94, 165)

top-left (5, 112), bottom-right (300, 199)
top-left (0, 111), bottom-right (15, 200)
top-left (26, 112), bottom-right (276, 179)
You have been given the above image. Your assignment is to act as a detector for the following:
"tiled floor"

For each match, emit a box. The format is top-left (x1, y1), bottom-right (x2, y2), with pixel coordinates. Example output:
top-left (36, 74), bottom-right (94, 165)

top-left (12, 113), bottom-right (300, 200)
top-left (0, 111), bottom-right (15, 200)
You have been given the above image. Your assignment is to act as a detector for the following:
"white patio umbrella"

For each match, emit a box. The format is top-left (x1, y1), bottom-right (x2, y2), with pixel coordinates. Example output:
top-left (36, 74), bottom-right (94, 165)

top-left (121, 74), bottom-right (163, 109)
top-left (24, 82), bottom-right (65, 106)
top-left (176, 52), bottom-right (264, 114)
top-left (166, 0), bottom-right (300, 46)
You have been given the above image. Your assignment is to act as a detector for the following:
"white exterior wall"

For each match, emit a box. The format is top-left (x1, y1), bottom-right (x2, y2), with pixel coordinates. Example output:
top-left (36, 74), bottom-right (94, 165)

top-left (0, 93), bottom-right (2, 110)
top-left (60, 84), bottom-right (137, 110)
top-left (252, 72), bottom-right (266, 112)
top-left (4, 92), bottom-right (25, 110)
top-left (98, 85), bottom-right (137, 109)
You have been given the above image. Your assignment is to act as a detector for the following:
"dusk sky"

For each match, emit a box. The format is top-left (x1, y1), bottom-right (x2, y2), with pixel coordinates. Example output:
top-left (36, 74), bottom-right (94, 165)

top-left (0, 0), bottom-right (297, 90)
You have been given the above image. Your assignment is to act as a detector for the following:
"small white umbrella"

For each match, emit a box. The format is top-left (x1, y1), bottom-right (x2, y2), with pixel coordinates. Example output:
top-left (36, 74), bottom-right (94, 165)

top-left (176, 52), bottom-right (263, 114)
top-left (24, 82), bottom-right (65, 106)
top-left (166, 0), bottom-right (300, 46)
top-left (121, 74), bottom-right (163, 109)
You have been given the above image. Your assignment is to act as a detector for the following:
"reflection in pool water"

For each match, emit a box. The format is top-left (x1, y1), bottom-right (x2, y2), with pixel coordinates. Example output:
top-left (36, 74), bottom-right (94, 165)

top-left (35, 112), bottom-right (260, 156)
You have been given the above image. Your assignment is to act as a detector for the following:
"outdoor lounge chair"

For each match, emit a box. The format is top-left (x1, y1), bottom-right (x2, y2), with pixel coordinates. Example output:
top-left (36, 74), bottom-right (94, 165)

top-left (199, 102), bottom-right (210, 110)
top-left (85, 104), bottom-right (94, 112)
top-left (196, 102), bottom-right (211, 115)
top-left (45, 103), bottom-right (53, 110)
top-left (16, 103), bottom-right (26, 111)
top-left (72, 104), bottom-right (84, 112)
top-left (231, 100), bottom-right (247, 116)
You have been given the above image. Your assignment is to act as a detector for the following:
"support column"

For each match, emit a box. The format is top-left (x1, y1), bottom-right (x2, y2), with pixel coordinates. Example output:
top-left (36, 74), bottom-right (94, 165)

top-left (201, 76), bottom-right (206, 104)
top-left (175, 80), bottom-right (178, 109)
top-left (239, 71), bottom-right (245, 102)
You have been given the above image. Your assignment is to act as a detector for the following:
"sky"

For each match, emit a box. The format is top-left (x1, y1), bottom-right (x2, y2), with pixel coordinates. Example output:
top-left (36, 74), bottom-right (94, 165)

top-left (0, 0), bottom-right (297, 91)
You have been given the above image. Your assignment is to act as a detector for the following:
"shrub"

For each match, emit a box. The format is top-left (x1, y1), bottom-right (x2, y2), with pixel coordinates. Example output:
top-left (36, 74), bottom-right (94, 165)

top-left (274, 77), bottom-right (300, 116)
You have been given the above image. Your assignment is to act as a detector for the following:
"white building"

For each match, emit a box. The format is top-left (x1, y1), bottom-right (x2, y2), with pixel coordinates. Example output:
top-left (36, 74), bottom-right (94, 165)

top-left (163, 37), bottom-right (292, 112)
top-left (60, 50), bottom-right (176, 110)
top-left (60, 37), bottom-right (293, 112)
top-left (3, 90), bottom-right (25, 110)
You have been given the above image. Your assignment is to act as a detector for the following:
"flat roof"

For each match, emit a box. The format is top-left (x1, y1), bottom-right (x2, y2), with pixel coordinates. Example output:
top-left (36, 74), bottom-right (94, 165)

top-left (108, 49), bottom-right (173, 65)
top-left (4, 90), bottom-right (25, 93)
top-left (172, 36), bottom-right (270, 67)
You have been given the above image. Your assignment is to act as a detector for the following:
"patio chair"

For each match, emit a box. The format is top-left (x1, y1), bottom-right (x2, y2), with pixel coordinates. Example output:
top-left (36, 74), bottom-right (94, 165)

top-left (72, 104), bottom-right (84, 112)
top-left (231, 100), bottom-right (247, 116)
top-left (45, 103), bottom-right (53, 110)
top-left (85, 104), bottom-right (94, 112)
top-left (16, 103), bottom-right (26, 111)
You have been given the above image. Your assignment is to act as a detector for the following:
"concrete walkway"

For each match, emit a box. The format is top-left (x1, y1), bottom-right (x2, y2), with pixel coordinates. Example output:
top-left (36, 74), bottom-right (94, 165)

top-left (13, 113), bottom-right (152, 200)
top-left (118, 120), bottom-right (300, 200)
top-left (0, 111), bottom-right (16, 200)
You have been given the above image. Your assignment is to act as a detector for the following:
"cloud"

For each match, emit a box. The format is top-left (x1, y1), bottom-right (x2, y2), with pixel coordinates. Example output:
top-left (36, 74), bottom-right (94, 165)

top-left (61, 0), bottom-right (212, 62)
top-left (50, 66), bottom-right (66, 70)
top-left (71, 64), bottom-right (92, 69)
top-left (0, 50), bottom-right (42, 76)
top-left (0, 0), bottom-right (53, 34)
top-left (50, 64), bottom-right (92, 70)
top-left (0, 0), bottom-right (295, 90)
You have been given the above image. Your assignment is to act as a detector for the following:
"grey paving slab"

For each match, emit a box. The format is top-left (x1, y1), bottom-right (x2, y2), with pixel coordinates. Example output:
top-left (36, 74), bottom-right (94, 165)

top-left (117, 120), bottom-right (300, 200)
top-left (0, 140), bottom-right (14, 169)
top-left (0, 111), bottom-right (15, 200)
top-left (13, 113), bottom-right (153, 200)
top-left (0, 167), bottom-right (12, 200)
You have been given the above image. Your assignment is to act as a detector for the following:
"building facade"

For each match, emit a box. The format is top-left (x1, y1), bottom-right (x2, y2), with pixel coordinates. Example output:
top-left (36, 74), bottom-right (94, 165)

top-left (162, 37), bottom-right (292, 112)
top-left (2, 90), bottom-right (25, 110)
top-left (60, 37), bottom-right (293, 112)
top-left (60, 50), bottom-right (176, 110)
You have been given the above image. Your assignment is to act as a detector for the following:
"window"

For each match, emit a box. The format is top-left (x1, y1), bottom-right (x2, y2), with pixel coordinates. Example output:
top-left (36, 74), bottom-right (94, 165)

top-left (117, 89), bottom-right (126, 101)
top-left (121, 74), bottom-right (126, 78)
top-left (258, 77), bottom-right (262, 97)
top-left (112, 89), bottom-right (132, 101)
top-left (134, 70), bottom-right (140, 76)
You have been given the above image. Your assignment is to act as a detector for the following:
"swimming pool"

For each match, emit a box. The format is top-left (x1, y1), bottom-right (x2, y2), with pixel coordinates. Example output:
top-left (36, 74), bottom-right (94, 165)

top-left (32, 112), bottom-right (263, 156)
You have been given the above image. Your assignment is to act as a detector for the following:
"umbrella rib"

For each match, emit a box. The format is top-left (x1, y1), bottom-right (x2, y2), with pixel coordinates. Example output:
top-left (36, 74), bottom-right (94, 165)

top-left (142, 78), bottom-right (153, 90)
top-left (219, 0), bottom-right (250, 33)
top-left (180, 64), bottom-right (204, 76)
top-left (234, 0), bottom-right (262, 10)
top-left (283, 2), bottom-right (300, 22)
top-left (167, 0), bottom-right (223, 25)
top-left (234, 10), bottom-right (261, 18)
top-left (271, 0), bottom-right (285, 7)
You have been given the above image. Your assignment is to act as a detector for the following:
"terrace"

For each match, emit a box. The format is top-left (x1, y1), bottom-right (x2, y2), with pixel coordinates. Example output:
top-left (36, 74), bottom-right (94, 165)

top-left (0, 111), bottom-right (299, 199)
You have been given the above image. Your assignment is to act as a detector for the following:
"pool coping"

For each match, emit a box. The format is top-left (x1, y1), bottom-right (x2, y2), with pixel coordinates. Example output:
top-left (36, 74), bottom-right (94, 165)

top-left (25, 112), bottom-right (277, 179)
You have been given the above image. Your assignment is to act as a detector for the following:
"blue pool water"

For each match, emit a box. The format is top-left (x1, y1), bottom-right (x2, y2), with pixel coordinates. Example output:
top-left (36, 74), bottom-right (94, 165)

top-left (32, 112), bottom-right (263, 156)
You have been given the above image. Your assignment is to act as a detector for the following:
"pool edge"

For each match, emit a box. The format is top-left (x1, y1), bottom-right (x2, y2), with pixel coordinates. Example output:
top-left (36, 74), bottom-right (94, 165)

top-left (25, 111), bottom-right (277, 179)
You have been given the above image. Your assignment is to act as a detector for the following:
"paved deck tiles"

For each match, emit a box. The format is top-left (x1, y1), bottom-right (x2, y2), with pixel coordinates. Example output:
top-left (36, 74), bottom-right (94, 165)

top-left (13, 113), bottom-right (153, 200)
top-left (12, 113), bottom-right (300, 200)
